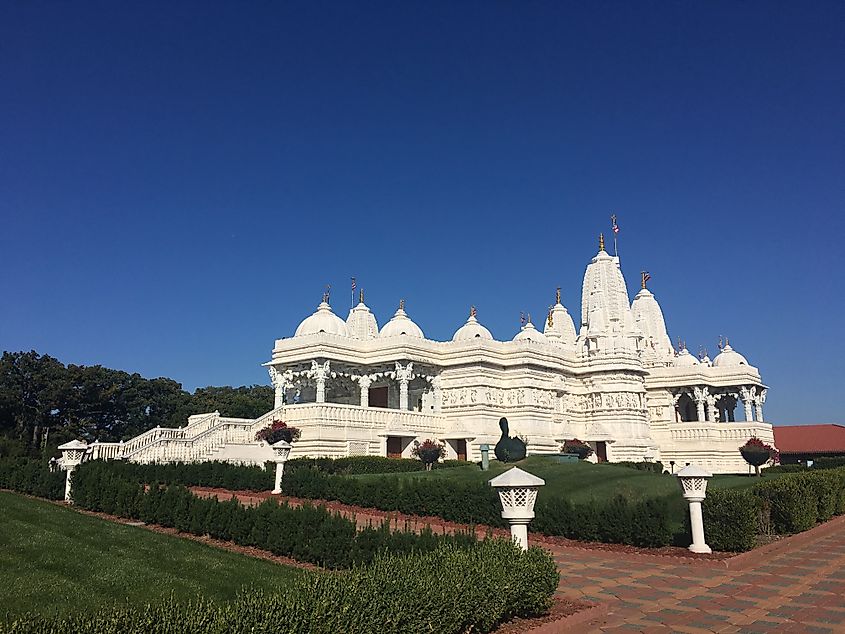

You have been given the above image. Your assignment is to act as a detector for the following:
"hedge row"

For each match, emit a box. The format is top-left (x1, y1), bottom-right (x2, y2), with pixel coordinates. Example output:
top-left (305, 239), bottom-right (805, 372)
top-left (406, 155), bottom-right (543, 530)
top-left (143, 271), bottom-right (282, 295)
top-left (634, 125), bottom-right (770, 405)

top-left (702, 468), bottom-right (845, 552)
top-left (0, 458), bottom-right (64, 500)
top-left (82, 460), bottom-right (275, 491)
top-left (1, 540), bottom-right (559, 634)
top-left (282, 467), bottom-right (674, 547)
top-left (286, 455), bottom-right (465, 475)
top-left (611, 461), bottom-right (665, 474)
top-left (71, 461), bottom-right (477, 569)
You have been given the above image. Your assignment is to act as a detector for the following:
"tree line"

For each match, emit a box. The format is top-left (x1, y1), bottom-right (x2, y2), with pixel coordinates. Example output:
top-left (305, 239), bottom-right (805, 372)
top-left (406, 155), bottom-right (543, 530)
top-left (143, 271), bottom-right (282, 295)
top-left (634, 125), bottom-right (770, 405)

top-left (0, 350), bottom-right (272, 457)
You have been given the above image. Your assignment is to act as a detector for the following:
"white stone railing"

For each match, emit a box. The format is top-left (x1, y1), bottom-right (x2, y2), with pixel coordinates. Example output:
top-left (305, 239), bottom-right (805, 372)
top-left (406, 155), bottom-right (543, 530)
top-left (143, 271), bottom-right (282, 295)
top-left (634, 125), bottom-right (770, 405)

top-left (669, 421), bottom-right (774, 443)
top-left (276, 402), bottom-right (445, 434)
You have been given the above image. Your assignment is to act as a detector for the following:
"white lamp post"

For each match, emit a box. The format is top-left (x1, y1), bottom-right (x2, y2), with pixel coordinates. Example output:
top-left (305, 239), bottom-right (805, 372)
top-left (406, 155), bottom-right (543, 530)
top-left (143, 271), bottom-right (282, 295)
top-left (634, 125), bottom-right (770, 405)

top-left (271, 439), bottom-right (292, 494)
top-left (489, 467), bottom-right (545, 551)
top-left (676, 464), bottom-right (713, 554)
top-left (57, 439), bottom-right (88, 503)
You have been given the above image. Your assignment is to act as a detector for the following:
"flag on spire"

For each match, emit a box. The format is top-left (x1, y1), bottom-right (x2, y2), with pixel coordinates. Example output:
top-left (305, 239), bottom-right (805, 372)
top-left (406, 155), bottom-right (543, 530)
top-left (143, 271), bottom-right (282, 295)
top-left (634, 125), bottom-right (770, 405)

top-left (611, 214), bottom-right (619, 234)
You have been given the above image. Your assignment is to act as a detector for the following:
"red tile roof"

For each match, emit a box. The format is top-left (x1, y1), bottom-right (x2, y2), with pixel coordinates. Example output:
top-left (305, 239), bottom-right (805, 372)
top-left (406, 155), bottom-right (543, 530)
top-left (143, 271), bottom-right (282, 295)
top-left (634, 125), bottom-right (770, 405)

top-left (773, 424), bottom-right (845, 455)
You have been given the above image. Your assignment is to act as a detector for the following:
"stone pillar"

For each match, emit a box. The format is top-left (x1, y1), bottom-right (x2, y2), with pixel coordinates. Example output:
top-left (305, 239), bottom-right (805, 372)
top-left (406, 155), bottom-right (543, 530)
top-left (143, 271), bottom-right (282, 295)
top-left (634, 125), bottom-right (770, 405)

top-left (755, 388), bottom-right (767, 422)
top-left (395, 362), bottom-right (414, 411)
top-left (268, 367), bottom-right (286, 409)
top-left (692, 387), bottom-right (708, 422)
top-left (358, 375), bottom-right (372, 408)
top-left (706, 394), bottom-right (719, 423)
top-left (740, 386), bottom-right (755, 421)
top-left (431, 376), bottom-right (442, 413)
top-left (310, 360), bottom-right (330, 404)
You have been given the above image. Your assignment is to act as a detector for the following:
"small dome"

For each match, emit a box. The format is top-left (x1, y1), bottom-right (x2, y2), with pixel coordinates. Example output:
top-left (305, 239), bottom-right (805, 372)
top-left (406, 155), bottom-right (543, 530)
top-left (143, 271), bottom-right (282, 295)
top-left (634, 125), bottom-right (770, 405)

top-left (544, 301), bottom-right (577, 347)
top-left (295, 301), bottom-right (349, 337)
top-left (346, 300), bottom-right (379, 340)
top-left (453, 310), bottom-right (494, 342)
top-left (380, 303), bottom-right (425, 338)
top-left (513, 319), bottom-right (548, 343)
top-left (674, 346), bottom-right (700, 367)
top-left (713, 344), bottom-right (749, 368)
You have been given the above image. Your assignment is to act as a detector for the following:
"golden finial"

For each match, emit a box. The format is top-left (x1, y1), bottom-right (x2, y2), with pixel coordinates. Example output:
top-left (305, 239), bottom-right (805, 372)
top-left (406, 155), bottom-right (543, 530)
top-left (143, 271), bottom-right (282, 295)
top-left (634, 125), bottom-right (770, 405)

top-left (469, 305), bottom-right (477, 318)
top-left (555, 287), bottom-right (561, 304)
top-left (359, 289), bottom-right (364, 304)
top-left (599, 233), bottom-right (605, 251)
top-left (547, 306), bottom-right (554, 327)
top-left (641, 271), bottom-right (651, 289)
top-left (399, 298), bottom-right (405, 311)
top-left (527, 312), bottom-right (532, 324)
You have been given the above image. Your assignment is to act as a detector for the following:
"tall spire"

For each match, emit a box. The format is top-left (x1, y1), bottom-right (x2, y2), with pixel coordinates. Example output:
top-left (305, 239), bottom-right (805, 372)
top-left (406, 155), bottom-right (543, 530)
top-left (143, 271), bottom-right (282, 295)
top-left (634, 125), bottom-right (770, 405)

top-left (641, 271), bottom-right (651, 289)
top-left (555, 286), bottom-right (561, 304)
top-left (599, 233), bottom-right (605, 252)
top-left (359, 288), bottom-right (364, 304)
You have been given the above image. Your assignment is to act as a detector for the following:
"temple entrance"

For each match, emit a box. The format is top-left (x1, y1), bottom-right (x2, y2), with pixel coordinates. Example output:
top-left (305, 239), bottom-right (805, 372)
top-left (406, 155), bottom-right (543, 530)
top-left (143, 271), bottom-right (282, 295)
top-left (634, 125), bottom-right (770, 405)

top-left (386, 436), bottom-right (403, 458)
top-left (369, 386), bottom-right (388, 408)
top-left (596, 441), bottom-right (608, 463)
top-left (455, 439), bottom-right (467, 461)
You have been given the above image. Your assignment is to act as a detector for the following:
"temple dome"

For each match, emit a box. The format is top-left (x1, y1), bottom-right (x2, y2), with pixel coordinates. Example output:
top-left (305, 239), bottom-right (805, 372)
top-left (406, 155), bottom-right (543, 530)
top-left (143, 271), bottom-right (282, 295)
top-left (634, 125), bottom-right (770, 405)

top-left (631, 287), bottom-right (674, 361)
top-left (380, 304), bottom-right (425, 338)
top-left (673, 346), bottom-right (700, 367)
top-left (713, 344), bottom-right (749, 368)
top-left (346, 300), bottom-right (379, 340)
top-left (295, 301), bottom-right (349, 337)
top-left (453, 311), bottom-right (493, 341)
top-left (544, 297), bottom-right (577, 348)
top-left (513, 319), bottom-right (548, 343)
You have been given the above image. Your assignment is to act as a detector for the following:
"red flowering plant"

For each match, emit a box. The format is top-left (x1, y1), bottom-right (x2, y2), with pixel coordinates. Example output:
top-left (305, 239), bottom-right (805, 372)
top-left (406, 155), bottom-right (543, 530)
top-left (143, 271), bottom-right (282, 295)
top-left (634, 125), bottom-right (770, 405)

top-left (411, 439), bottom-right (446, 471)
top-left (739, 436), bottom-right (779, 476)
top-left (562, 438), bottom-right (593, 460)
top-left (255, 420), bottom-right (301, 445)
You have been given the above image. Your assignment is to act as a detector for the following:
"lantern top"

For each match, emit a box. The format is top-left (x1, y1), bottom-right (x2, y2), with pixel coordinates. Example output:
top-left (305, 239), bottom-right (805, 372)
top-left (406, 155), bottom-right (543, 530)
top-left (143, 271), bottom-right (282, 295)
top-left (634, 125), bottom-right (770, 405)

top-left (676, 464), bottom-right (712, 479)
top-left (58, 440), bottom-right (89, 451)
top-left (271, 439), bottom-right (292, 449)
top-left (489, 467), bottom-right (545, 488)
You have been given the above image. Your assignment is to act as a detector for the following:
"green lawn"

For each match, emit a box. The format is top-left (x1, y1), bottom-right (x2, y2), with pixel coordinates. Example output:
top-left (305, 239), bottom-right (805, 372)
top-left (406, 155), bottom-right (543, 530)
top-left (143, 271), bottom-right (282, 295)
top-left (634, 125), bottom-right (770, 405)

top-left (354, 456), bottom-right (771, 503)
top-left (0, 491), bottom-right (304, 621)
top-left (354, 456), bottom-right (779, 534)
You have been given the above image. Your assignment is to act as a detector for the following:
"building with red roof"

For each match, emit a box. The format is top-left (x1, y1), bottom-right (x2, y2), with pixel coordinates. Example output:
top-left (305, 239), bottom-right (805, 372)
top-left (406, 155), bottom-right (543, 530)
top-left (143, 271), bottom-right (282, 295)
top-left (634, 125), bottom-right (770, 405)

top-left (772, 424), bottom-right (845, 464)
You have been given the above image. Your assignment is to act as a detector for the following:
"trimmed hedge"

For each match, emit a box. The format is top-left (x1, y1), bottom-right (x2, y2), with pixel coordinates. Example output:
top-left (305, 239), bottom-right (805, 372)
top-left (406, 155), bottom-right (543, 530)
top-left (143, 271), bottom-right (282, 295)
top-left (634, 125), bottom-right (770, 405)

top-left (701, 489), bottom-right (758, 552)
top-left (1, 540), bottom-right (558, 634)
top-left (612, 461), bottom-right (665, 474)
top-left (286, 455), bottom-right (465, 475)
top-left (0, 458), bottom-right (64, 500)
top-left (70, 460), bottom-right (478, 569)
top-left (282, 467), bottom-right (674, 547)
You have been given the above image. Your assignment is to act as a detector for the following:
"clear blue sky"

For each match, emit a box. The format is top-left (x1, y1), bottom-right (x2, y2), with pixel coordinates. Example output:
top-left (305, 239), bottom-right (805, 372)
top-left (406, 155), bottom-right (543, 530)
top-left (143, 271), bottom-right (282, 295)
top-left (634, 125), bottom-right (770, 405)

top-left (1, 2), bottom-right (842, 424)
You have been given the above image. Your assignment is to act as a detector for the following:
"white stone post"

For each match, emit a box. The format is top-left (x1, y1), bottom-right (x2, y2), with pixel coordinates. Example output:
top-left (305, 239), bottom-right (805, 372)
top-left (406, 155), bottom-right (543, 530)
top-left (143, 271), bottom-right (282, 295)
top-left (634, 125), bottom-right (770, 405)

top-left (489, 467), bottom-right (545, 551)
top-left (676, 464), bottom-right (713, 554)
top-left (395, 362), bottom-right (414, 411)
top-left (58, 440), bottom-right (88, 503)
top-left (271, 439), bottom-right (292, 494)
top-left (310, 360), bottom-right (330, 404)
top-left (431, 376), bottom-right (442, 412)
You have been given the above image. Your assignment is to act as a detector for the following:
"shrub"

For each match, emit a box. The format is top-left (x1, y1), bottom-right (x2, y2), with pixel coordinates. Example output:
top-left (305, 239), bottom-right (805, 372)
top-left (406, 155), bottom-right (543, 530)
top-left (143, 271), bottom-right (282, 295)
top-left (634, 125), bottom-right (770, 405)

top-left (410, 439), bottom-right (446, 471)
top-left (740, 437), bottom-right (779, 475)
top-left (0, 458), bottom-right (65, 500)
top-left (1, 540), bottom-right (559, 634)
top-left (613, 461), bottom-right (664, 474)
top-left (254, 419), bottom-right (301, 444)
top-left (561, 439), bottom-right (593, 460)
top-left (753, 475), bottom-right (817, 534)
top-left (702, 489), bottom-right (759, 552)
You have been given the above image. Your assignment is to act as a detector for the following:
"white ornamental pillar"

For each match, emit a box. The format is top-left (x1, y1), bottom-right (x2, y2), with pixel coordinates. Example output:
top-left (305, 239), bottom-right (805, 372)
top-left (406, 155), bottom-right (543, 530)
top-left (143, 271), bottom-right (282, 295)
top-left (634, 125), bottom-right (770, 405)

top-left (358, 375), bottom-right (372, 408)
top-left (268, 367), bottom-right (286, 409)
top-left (395, 362), bottom-right (414, 411)
top-left (706, 394), bottom-right (719, 423)
top-left (489, 467), bottom-right (545, 551)
top-left (311, 360), bottom-right (330, 404)
top-left (677, 464), bottom-right (713, 554)
top-left (692, 387), bottom-right (708, 422)
top-left (58, 440), bottom-right (89, 503)
top-left (740, 386), bottom-right (755, 421)
top-left (755, 388), bottom-right (766, 422)
top-left (431, 376), bottom-right (442, 413)
top-left (271, 439), bottom-right (292, 494)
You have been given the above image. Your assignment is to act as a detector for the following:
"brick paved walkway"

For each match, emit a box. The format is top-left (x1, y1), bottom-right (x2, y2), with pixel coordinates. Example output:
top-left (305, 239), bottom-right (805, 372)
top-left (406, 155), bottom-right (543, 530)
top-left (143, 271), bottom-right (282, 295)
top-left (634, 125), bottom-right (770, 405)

top-left (550, 523), bottom-right (845, 632)
top-left (194, 489), bottom-right (845, 633)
